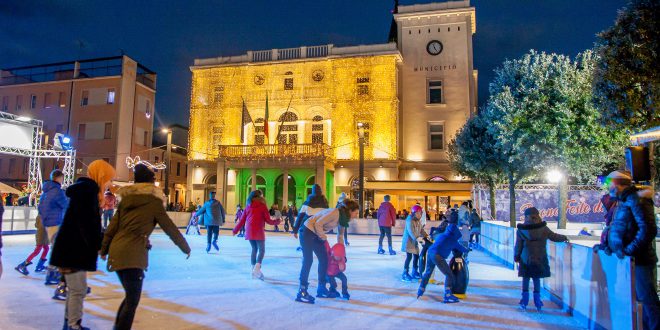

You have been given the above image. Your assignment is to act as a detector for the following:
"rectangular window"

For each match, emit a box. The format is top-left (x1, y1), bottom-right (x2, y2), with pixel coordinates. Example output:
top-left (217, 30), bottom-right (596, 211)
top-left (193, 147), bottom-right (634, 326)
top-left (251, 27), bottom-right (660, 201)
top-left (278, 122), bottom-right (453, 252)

top-left (2, 96), bottom-right (7, 111)
top-left (56, 124), bottom-right (63, 133)
top-left (255, 135), bottom-right (265, 145)
top-left (107, 88), bottom-right (115, 104)
top-left (81, 90), bottom-right (89, 106)
top-left (58, 92), bottom-right (66, 107)
top-left (104, 122), bottom-right (112, 139)
top-left (428, 122), bottom-right (444, 150)
top-left (78, 124), bottom-right (86, 140)
top-left (44, 93), bottom-right (52, 108)
top-left (213, 86), bottom-right (224, 103)
top-left (16, 95), bottom-right (22, 110)
top-left (176, 162), bottom-right (181, 176)
top-left (30, 94), bottom-right (37, 109)
top-left (143, 131), bottom-right (148, 146)
top-left (428, 80), bottom-right (443, 104)
top-left (284, 78), bottom-right (294, 90)
top-left (357, 77), bottom-right (370, 96)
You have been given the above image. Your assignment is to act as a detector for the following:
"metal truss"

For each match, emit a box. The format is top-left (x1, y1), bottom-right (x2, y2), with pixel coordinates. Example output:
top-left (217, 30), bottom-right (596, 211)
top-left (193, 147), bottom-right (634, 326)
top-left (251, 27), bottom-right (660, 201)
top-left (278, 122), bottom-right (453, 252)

top-left (473, 183), bottom-right (601, 192)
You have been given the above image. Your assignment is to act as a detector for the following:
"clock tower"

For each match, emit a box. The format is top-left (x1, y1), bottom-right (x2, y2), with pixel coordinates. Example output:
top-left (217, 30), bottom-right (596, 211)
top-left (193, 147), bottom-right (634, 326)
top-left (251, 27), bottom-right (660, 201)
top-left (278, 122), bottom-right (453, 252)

top-left (394, 1), bottom-right (477, 181)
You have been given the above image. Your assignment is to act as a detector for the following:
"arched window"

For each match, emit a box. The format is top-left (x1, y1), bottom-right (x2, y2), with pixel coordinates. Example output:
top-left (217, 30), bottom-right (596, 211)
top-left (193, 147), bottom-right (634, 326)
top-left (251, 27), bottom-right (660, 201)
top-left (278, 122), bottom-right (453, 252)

top-left (254, 118), bottom-right (265, 144)
top-left (428, 176), bottom-right (446, 182)
top-left (312, 115), bottom-right (324, 144)
top-left (277, 111), bottom-right (298, 145)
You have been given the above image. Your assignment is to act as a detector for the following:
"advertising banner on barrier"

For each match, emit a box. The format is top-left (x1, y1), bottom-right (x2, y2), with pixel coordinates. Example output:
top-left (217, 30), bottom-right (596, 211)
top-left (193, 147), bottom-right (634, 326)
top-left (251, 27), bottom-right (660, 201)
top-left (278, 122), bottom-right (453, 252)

top-left (478, 188), bottom-right (606, 223)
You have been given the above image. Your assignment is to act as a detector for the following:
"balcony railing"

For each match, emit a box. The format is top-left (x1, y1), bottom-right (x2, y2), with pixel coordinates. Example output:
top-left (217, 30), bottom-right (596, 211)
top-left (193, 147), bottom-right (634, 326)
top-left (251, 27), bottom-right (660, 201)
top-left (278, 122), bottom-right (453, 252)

top-left (218, 143), bottom-right (333, 161)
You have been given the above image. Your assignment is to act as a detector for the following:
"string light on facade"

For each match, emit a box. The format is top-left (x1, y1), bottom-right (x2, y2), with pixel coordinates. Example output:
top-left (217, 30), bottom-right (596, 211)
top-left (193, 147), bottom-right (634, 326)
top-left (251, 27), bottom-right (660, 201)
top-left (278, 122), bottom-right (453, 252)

top-left (125, 156), bottom-right (166, 170)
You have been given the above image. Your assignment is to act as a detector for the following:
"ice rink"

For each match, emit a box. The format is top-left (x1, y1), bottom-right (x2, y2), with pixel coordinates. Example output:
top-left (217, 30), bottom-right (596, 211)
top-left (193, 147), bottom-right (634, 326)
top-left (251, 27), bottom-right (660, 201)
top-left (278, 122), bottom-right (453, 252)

top-left (0, 229), bottom-right (585, 329)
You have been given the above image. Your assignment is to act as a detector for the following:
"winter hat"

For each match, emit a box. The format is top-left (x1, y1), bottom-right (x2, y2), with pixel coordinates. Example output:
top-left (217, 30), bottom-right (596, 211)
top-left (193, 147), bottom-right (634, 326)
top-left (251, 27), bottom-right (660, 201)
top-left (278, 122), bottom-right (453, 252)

top-left (337, 192), bottom-right (347, 204)
top-left (447, 210), bottom-right (458, 224)
top-left (87, 159), bottom-right (116, 204)
top-left (523, 207), bottom-right (540, 216)
top-left (134, 164), bottom-right (155, 183)
top-left (411, 204), bottom-right (423, 214)
top-left (606, 170), bottom-right (632, 185)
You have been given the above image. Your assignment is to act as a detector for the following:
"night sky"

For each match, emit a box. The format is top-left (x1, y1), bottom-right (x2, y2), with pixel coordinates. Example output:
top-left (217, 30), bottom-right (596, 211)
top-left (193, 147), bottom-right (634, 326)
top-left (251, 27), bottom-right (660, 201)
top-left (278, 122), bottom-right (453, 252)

top-left (0, 0), bottom-right (625, 128)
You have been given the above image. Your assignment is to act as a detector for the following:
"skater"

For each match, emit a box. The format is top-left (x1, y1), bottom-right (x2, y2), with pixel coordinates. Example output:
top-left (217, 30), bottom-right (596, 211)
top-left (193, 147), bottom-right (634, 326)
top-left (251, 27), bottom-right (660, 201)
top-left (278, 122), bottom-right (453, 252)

top-left (336, 193), bottom-right (350, 246)
top-left (270, 204), bottom-right (282, 232)
top-left (468, 209), bottom-right (482, 247)
top-left (458, 202), bottom-right (470, 228)
top-left (417, 211), bottom-right (468, 303)
top-left (101, 164), bottom-right (191, 330)
top-left (593, 193), bottom-right (617, 254)
top-left (295, 198), bottom-right (359, 304)
top-left (285, 204), bottom-right (296, 233)
top-left (14, 215), bottom-right (50, 276)
top-left (605, 170), bottom-right (659, 329)
top-left (235, 205), bottom-right (245, 237)
top-left (38, 169), bottom-right (69, 285)
top-left (401, 205), bottom-right (427, 281)
top-left (233, 190), bottom-right (281, 280)
top-left (514, 207), bottom-right (568, 312)
top-left (376, 195), bottom-right (397, 255)
top-left (197, 191), bottom-right (226, 253)
top-left (50, 159), bottom-right (115, 330)
top-left (325, 241), bottom-right (350, 300)
top-left (293, 184), bottom-right (329, 250)
top-left (102, 189), bottom-right (117, 229)
top-left (185, 205), bottom-right (202, 235)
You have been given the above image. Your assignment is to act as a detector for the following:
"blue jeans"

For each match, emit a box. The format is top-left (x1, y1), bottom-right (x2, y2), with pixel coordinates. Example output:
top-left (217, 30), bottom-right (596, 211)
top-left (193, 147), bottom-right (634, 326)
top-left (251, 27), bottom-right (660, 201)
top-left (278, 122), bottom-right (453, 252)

top-left (635, 264), bottom-right (660, 330)
top-left (102, 209), bottom-right (114, 228)
top-left (298, 227), bottom-right (328, 291)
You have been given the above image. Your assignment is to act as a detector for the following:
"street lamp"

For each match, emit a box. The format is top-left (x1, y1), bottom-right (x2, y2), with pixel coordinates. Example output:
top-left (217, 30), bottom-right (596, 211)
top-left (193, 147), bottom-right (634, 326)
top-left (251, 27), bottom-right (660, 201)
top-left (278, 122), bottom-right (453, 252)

top-left (357, 122), bottom-right (365, 218)
top-left (161, 128), bottom-right (172, 201)
top-left (546, 169), bottom-right (563, 183)
top-left (546, 169), bottom-right (568, 229)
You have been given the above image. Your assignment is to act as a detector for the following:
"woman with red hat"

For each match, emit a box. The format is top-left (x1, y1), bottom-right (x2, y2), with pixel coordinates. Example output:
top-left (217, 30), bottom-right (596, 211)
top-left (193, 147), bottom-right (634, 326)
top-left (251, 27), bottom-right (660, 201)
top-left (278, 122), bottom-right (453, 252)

top-left (401, 204), bottom-right (428, 282)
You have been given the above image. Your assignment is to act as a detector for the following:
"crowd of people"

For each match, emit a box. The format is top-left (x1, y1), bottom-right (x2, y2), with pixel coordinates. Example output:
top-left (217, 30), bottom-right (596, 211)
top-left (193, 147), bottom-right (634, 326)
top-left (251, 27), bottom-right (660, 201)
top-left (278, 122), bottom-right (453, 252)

top-left (0, 167), bottom-right (658, 329)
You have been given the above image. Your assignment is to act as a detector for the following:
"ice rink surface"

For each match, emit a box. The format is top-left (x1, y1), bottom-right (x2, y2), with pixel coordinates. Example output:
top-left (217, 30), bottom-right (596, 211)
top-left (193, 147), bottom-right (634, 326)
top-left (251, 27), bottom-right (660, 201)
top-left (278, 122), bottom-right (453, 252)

top-left (0, 229), bottom-right (585, 329)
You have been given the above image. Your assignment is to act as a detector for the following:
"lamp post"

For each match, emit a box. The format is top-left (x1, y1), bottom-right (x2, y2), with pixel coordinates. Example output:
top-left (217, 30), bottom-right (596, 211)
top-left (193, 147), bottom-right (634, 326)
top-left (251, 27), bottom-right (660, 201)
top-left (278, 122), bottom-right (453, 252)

top-left (546, 169), bottom-right (567, 229)
top-left (357, 122), bottom-right (365, 218)
top-left (161, 128), bottom-right (172, 202)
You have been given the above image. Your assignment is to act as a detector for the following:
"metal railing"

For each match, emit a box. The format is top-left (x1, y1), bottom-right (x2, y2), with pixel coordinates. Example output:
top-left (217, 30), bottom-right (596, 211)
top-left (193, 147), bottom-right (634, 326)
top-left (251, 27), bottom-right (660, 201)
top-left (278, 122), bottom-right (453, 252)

top-left (217, 143), bottom-right (333, 161)
top-left (278, 47), bottom-right (301, 60)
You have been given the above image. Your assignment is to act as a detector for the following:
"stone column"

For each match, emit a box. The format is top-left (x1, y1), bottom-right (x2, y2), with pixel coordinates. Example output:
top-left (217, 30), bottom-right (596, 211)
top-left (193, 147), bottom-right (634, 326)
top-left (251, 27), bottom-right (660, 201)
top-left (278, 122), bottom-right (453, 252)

top-left (185, 161), bottom-right (194, 206)
top-left (315, 162), bottom-right (326, 193)
top-left (251, 168), bottom-right (257, 191)
top-left (216, 160), bottom-right (227, 206)
top-left (283, 169), bottom-right (289, 207)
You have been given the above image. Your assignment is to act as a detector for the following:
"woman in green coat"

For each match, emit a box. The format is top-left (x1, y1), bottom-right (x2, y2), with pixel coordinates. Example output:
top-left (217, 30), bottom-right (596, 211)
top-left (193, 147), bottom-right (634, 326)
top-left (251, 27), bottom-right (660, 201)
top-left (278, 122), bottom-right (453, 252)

top-left (101, 164), bottom-right (191, 330)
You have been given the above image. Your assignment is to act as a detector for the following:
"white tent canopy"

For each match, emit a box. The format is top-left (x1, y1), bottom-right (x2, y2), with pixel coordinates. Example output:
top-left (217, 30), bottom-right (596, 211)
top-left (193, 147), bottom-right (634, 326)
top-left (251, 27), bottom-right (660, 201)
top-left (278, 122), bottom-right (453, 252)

top-left (630, 126), bottom-right (660, 146)
top-left (0, 181), bottom-right (22, 194)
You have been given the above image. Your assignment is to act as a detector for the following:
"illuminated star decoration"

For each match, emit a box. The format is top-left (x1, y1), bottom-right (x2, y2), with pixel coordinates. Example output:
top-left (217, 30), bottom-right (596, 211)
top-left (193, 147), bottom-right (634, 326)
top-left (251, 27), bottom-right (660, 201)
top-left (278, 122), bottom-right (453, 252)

top-left (125, 156), bottom-right (167, 170)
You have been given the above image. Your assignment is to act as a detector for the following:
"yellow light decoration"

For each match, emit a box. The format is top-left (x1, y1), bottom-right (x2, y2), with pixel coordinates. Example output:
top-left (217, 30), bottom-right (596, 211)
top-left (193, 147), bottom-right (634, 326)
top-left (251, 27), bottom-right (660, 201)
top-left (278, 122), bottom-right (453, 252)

top-left (189, 54), bottom-right (399, 162)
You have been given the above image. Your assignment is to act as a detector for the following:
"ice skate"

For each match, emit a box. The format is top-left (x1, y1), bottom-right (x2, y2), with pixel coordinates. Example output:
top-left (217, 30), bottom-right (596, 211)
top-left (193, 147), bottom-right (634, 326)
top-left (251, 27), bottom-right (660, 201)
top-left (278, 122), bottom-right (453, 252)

top-left (52, 282), bottom-right (67, 301)
top-left (401, 270), bottom-right (413, 282)
top-left (316, 287), bottom-right (333, 298)
top-left (411, 269), bottom-right (422, 279)
top-left (328, 288), bottom-right (340, 298)
top-left (443, 290), bottom-right (460, 303)
top-left (389, 248), bottom-right (397, 255)
top-left (206, 243), bottom-right (211, 253)
top-left (252, 263), bottom-right (264, 280)
top-left (533, 292), bottom-right (543, 312)
top-left (212, 240), bottom-right (219, 251)
top-left (341, 292), bottom-right (350, 300)
top-left (295, 285), bottom-right (315, 304)
top-left (417, 287), bottom-right (425, 299)
top-left (45, 269), bottom-right (60, 285)
top-left (519, 291), bottom-right (529, 311)
top-left (34, 258), bottom-right (48, 273)
top-left (15, 261), bottom-right (32, 276)
top-left (377, 247), bottom-right (385, 254)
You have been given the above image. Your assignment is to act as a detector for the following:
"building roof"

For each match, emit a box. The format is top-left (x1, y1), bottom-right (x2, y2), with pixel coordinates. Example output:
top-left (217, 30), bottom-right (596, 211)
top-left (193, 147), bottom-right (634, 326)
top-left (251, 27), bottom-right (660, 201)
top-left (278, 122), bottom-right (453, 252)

top-left (191, 43), bottom-right (401, 69)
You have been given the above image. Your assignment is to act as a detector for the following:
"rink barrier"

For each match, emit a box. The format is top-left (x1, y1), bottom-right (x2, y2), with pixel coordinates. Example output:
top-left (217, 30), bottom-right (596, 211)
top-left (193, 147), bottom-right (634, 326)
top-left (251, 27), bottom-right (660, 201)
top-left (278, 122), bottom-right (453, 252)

top-left (480, 221), bottom-right (516, 269)
top-left (1, 206), bottom-right (38, 234)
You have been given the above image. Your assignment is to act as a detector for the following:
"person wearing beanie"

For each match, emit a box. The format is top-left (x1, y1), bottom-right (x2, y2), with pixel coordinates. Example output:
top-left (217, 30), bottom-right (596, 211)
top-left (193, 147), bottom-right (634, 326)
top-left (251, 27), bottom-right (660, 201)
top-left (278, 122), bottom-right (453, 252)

top-left (514, 207), bottom-right (568, 312)
top-left (50, 160), bottom-right (115, 330)
top-left (376, 195), bottom-right (397, 255)
top-left (604, 170), bottom-right (659, 329)
top-left (101, 163), bottom-right (191, 330)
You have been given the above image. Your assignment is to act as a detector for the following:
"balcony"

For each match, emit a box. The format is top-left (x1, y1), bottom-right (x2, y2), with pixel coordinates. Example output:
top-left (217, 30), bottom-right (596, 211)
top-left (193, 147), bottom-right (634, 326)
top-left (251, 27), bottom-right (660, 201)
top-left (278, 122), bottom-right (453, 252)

top-left (217, 143), bottom-right (333, 162)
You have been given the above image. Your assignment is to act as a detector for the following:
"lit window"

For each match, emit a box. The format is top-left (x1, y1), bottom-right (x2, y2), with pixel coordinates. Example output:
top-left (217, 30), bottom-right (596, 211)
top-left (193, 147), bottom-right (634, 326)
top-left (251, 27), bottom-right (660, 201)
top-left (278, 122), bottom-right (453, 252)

top-left (214, 86), bottom-right (224, 103)
top-left (146, 100), bottom-right (152, 118)
top-left (30, 94), bottom-right (37, 109)
top-left (104, 122), bottom-right (112, 139)
top-left (44, 93), bottom-right (51, 108)
top-left (107, 88), bottom-right (115, 104)
top-left (58, 92), bottom-right (66, 108)
top-left (312, 115), bottom-right (324, 144)
top-left (428, 122), bottom-right (444, 150)
top-left (357, 77), bottom-right (370, 96)
top-left (428, 80), bottom-right (443, 104)
top-left (81, 90), bottom-right (89, 106)
top-left (284, 78), bottom-right (294, 90)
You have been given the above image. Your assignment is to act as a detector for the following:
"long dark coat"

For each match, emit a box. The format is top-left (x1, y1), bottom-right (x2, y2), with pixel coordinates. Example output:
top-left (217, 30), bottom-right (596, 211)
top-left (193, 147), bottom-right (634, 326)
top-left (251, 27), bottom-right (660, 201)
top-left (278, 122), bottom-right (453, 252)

top-left (514, 221), bottom-right (567, 278)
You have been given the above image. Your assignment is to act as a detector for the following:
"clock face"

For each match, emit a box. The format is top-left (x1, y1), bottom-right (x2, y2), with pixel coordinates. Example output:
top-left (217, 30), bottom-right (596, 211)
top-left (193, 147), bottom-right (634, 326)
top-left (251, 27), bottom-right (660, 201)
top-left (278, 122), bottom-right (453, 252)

top-left (426, 40), bottom-right (443, 56)
top-left (254, 74), bottom-right (265, 85)
top-left (312, 70), bottom-right (324, 82)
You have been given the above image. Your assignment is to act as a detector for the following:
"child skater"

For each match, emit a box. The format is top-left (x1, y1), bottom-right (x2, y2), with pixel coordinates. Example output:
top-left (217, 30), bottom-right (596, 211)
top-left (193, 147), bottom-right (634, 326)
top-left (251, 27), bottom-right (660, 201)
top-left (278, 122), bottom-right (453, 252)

top-left (401, 204), bottom-right (427, 281)
top-left (233, 190), bottom-right (280, 280)
top-left (185, 206), bottom-right (202, 235)
top-left (514, 207), bottom-right (568, 311)
top-left (235, 205), bottom-right (245, 237)
top-left (417, 211), bottom-right (468, 303)
top-left (325, 241), bottom-right (349, 300)
top-left (14, 215), bottom-right (50, 275)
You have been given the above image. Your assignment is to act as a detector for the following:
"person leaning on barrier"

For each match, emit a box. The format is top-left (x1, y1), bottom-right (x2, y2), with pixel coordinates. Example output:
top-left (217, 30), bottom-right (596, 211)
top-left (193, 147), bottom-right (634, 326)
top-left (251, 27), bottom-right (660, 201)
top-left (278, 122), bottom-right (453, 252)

top-left (604, 170), bottom-right (659, 330)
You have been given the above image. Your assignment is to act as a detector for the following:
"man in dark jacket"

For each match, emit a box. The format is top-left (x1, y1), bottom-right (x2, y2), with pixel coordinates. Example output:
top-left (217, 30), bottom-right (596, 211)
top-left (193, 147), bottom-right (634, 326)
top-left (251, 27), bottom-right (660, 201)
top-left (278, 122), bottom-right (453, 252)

top-left (39, 169), bottom-right (69, 285)
top-left (376, 195), bottom-right (397, 255)
top-left (197, 191), bottom-right (226, 253)
top-left (605, 170), bottom-right (659, 330)
top-left (293, 184), bottom-right (328, 251)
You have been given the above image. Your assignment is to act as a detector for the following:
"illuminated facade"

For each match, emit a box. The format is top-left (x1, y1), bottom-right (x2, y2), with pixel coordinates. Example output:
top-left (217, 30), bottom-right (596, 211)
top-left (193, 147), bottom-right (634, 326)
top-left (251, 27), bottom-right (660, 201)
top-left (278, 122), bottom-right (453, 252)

top-left (188, 1), bottom-right (477, 216)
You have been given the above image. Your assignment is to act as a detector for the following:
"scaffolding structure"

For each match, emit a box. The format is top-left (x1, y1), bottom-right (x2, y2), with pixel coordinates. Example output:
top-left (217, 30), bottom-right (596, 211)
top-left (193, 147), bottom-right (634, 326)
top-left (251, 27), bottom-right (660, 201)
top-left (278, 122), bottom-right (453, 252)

top-left (0, 111), bottom-right (76, 203)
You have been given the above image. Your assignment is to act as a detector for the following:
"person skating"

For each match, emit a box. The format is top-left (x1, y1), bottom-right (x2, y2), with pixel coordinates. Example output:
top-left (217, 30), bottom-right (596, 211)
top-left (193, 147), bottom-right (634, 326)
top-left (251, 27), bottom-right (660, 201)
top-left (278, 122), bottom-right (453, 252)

top-left (50, 160), bottom-right (115, 330)
top-left (376, 195), bottom-right (397, 255)
top-left (232, 190), bottom-right (280, 280)
top-left (514, 207), bottom-right (568, 312)
top-left (270, 204), bottom-right (282, 232)
top-left (292, 184), bottom-right (329, 251)
top-left (401, 205), bottom-right (427, 281)
top-left (605, 171), bottom-right (659, 329)
top-left (39, 170), bottom-right (69, 285)
top-left (417, 212), bottom-right (468, 303)
top-left (295, 198), bottom-right (358, 304)
top-left (185, 205), bottom-right (202, 235)
top-left (468, 209), bottom-right (482, 248)
top-left (325, 240), bottom-right (350, 300)
top-left (284, 204), bottom-right (296, 233)
top-left (197, 191), bottom-right (226, 253)
top-left (15, 215), bottom-right (50, 275)
top-left (235, 205), bottom-right (245, 237)
top-left (101, 164), bottom-right (191, 330)
top-left (102, 189), bottom-right (117, 230)
top-left (335, 193), bottom-right (350, 246)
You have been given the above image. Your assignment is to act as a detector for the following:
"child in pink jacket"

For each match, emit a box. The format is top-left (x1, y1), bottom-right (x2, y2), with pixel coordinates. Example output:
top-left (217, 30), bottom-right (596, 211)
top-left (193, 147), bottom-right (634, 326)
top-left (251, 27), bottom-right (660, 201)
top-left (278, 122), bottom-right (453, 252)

top-left (325, 241), bottom-right (349, 300)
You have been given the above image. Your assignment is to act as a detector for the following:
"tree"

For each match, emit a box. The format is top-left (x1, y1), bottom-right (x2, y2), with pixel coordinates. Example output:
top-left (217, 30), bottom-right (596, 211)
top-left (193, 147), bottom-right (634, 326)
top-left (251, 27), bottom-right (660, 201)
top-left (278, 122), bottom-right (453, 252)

top-left (483, 50), bottom-right (625, 227)
top-left (593, 0), bottom-right (659, 131)
top-left (449, 115), bottom-right (504, 221)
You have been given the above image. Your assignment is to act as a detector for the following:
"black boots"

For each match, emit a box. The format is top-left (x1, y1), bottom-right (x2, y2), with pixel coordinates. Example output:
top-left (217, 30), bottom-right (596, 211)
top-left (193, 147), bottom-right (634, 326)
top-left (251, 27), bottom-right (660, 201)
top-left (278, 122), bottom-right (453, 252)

top-left (295, 285), bottom-right (315, 304)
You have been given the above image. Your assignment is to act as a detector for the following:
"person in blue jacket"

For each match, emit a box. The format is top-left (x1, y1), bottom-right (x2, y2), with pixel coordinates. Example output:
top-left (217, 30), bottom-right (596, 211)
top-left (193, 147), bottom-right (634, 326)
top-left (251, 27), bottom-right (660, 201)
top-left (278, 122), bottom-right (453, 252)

top-left (417, 211), bottom-right (468, 303)
top-left (38, 170), bottom-right (69, 285)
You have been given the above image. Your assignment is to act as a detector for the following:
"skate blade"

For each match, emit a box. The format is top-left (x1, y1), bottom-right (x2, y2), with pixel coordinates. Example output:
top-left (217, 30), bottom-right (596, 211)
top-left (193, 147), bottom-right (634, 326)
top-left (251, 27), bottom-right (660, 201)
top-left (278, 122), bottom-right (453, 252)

top-left (454, 294), bottom-right (467, 299)
top-left (295, 298), bottom-right (315, 304)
